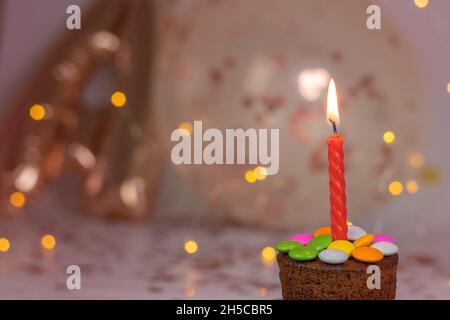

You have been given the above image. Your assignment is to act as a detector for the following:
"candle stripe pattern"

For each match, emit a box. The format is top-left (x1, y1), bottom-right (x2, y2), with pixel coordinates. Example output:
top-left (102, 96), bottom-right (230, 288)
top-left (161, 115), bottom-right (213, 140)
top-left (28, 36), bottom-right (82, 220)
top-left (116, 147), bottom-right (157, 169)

top-left (327, 134), bottom-right (348, 240)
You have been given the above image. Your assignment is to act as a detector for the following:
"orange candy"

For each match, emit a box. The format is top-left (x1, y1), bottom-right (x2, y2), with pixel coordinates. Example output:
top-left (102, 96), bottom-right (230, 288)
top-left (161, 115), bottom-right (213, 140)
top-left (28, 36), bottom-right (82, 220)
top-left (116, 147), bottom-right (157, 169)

top-left (352, 247), bottom-right (384, 263)
top-left (353, 234), bottom-right (374, 248)
top-left (314, 226), bottom-right (332, 237)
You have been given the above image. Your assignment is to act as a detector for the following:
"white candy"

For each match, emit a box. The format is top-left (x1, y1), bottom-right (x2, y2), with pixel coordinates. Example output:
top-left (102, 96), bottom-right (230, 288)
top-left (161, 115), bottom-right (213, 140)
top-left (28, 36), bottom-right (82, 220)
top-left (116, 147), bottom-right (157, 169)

top-left (319, 249), bottom-right (349, 264)
top-left (371, 242), bottom-right (398, 256)
top-left (347, 226), bottom-right (367, 241)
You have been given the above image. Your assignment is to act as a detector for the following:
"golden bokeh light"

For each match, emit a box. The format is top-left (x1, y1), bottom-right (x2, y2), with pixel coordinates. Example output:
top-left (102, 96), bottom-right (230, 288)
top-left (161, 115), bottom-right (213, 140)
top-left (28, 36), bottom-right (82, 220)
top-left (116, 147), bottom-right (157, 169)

top-left (383, 131), bottom-right (396, 144)
top-left (421, 166), bottom-right (441, 186)
top-left (253, 166), bottom-right (268, 181)
top-left (408, 152), bottom-right (424, 168)
top-left (184, 240), bottom-right (198, 254)
top-left (447, 83), bottom-right (450, 94)
top-left (261, 246), bottom-right (276, 264)
top-left (406, 180), bottom-right (419, 194)
top-left (9, 191), bottom-right (26, 208)
top-left (347, 221), bottom-right (353, 226)
top-left (245, 170), bottom-right (257, 183)
top-left (178, 122), bottom-right (193, 136)
top-left (29, 104), bottom-right (46, 121)
top-left (388, 181), bottom-right (403, 196)
top-left (414, 0), bottom-right (429, 8)
top-left (111, 91), bottom-right (127, 108)
top-left (41, 234), bottom-right (56, 250)
top-left (0, 238), bottom-right (10, 253)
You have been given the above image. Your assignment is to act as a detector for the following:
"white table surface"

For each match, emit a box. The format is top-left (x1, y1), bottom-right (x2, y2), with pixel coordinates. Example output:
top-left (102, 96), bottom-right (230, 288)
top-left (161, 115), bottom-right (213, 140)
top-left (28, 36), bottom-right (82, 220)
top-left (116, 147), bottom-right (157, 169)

top-left (0, 190), bottom-right (449, 300)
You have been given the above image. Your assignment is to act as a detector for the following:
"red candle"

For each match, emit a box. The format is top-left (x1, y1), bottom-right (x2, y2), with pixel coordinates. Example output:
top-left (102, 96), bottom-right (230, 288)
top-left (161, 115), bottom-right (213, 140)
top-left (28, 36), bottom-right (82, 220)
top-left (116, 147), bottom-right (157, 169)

top-left (326, 79), bottom-right (348, 240)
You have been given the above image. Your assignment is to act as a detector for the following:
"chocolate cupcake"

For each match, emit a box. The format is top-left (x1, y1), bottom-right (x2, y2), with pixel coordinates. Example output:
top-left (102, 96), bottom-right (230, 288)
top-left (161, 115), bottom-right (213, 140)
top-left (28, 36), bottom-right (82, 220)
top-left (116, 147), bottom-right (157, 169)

top-left (277, 252), bottom-right (398, 300)
top-left (275, 227), bottom-right (399, 300)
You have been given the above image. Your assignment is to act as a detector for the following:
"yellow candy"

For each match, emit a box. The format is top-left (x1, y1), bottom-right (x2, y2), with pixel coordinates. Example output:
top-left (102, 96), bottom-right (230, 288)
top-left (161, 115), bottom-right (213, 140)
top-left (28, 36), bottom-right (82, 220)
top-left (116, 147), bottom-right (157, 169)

top-left (352, 247), bottom-right (384, 263)
top-left (353, 234), bottom-right (374, 248)
top-left (327, 240), bottom-right (355, 256)
top-left (314, 226), bottom-right (332, 237)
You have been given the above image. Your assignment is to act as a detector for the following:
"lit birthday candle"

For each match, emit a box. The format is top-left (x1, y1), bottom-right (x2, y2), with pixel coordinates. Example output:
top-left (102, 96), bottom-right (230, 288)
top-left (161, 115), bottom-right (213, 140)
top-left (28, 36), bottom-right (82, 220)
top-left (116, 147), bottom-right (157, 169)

top-left (326, 79), bottom-right (348, 240)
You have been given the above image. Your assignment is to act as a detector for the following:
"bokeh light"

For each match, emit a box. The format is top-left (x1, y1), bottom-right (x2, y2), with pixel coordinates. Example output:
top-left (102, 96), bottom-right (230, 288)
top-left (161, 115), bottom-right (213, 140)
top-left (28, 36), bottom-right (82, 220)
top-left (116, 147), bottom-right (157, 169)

top-left (408, 152), bottom-right (424, 168)
top-left (91, 31), bottom-right (120, 52)
top-left (111, 91), bottom-right (127, 108)
top-left (388, 181), bottom-right (403, 196)
top-left (245, 170), bottom-right (257, 183)
top-left (29, 104), bottom-right (46, 121)
top-left (261, 246), bottom-right (276, 264)
top-left (184, 287), bottom-right (196, 297)
top-left (253, 166), bottom-right (268, 181)
top-left (68, 143), bottom-right (96, 170)
top-left (184, 240), bottom-right (198, 254)
top-left (14, 164), bottom-right (40, 193)
top-left (259, 287), bottom-right (268, 297)
top-left (297, 68), bottom-right (330, 101)
top-left (414, 0), bottom-right (429, 9)
top-left (178, 122), bottom-right (193, 136)
top-left (383, 131), bottom-right (396, 144)
top-left (447, 82), bottom-right (450, 94)
top-left (120, 177), bottom-right (145, 210)
top-left (406, 180), bottom-right (419, 194)
top-left (9, 191), bottom-right (26, 208)
top-left (0, 238), bottom-right (10, 253)
top-left (41, 234), bottom-right (56, 250)
top-left (421, 166), bottom-right (441, 186)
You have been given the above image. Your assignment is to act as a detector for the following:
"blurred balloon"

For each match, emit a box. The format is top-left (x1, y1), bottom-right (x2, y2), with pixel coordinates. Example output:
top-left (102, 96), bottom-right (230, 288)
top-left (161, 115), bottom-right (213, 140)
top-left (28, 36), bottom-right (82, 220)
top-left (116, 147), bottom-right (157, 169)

top-left (0, 0), bottom-right (160, 219)
top-left (153, 0), bottom-right (426, 229)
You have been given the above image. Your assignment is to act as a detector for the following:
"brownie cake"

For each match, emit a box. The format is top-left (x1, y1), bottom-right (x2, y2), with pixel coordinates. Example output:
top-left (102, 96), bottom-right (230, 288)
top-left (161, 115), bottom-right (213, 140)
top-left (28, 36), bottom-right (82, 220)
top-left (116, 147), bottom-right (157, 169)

top-left (275, 226), bottom-right (399, 300)
top-left (277, 252), bottom-right (398, 300)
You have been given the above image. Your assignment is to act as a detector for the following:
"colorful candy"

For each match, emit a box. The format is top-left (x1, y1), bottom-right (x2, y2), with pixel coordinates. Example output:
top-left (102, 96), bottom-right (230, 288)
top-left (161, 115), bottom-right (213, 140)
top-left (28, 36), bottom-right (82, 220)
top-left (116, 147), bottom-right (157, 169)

top-left (353, 234), bottom-right (374, 248)
top-left (327, 240), bottom-right (355, 256)
top-left (288, 246), bottom-right (318, 261)
top-left (371, 242), bottom-right (398, 256)
top-left (290, 233), bottom-right (314, 245)
top-left (275, 240), bottom-right (302, 253)
top-left (347, 225), bottom-right (367, 241)
top-left (373, 234), bottom-right (395, 244)
top-left (318, 249), bottom-right (349, 264)
top-left (352, 247), bottom-right (384, 263)
top-left (277, 225), bottom-right (398, 264)
top-left (308, 235), bottom-right (333, 251)
top-left (313, 226), bottom-right (332, 237)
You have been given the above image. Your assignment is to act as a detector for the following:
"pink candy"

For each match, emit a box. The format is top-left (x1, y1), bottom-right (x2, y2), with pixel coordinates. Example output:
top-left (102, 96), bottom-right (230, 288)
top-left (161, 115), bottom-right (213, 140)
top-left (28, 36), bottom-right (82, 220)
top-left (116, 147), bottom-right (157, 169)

top-left (373, 234), bottom-right (396, 244)
top-left (290, 233), bottom-right (313, 245)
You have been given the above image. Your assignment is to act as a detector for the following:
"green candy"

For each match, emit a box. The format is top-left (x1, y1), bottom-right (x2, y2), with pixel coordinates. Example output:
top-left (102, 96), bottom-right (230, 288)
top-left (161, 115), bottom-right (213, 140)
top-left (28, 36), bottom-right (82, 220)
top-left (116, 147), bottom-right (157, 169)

top-left (275, 240), bottom-right (302, 253)
top-left (307, 235), bottom-right (333, 252)
top-left (288, 246), bottom-right (318, 261)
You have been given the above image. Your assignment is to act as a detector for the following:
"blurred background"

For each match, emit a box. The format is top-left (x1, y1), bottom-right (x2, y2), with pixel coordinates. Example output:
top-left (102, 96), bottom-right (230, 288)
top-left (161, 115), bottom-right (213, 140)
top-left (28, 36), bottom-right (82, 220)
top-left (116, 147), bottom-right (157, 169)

top-left (0, 0), bottom-right (449, 299)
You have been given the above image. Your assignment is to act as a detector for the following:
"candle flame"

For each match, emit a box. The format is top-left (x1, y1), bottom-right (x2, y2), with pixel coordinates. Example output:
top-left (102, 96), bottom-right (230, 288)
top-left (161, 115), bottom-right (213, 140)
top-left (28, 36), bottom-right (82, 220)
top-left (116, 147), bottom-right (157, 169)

top-left (327, 78), bottom-right (340, 126)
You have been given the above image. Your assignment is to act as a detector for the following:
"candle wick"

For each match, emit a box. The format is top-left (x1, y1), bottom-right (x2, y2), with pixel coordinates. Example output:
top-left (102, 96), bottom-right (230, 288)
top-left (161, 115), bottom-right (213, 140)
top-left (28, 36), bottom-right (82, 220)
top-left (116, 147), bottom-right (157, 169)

top-left (329, 119), bottom-right (338, 134)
